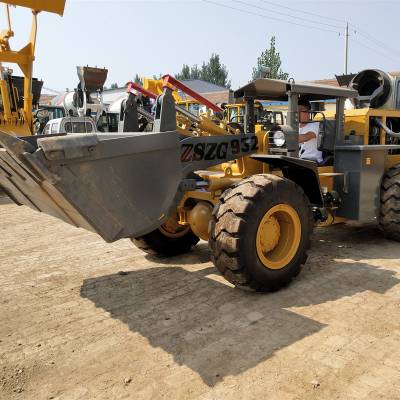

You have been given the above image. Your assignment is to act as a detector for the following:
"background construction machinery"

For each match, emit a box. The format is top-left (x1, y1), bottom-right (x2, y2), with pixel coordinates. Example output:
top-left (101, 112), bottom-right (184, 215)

top-left (0, 0), bottom-right (66, 136)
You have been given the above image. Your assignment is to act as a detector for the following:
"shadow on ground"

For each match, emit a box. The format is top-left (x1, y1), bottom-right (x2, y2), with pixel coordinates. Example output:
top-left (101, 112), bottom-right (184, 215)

top-left (81, 224), bottom-right (399, 386)
top-left (144, 243), bottom-right (211, 265)
top-left (313, 222), bottom-right (400, 260)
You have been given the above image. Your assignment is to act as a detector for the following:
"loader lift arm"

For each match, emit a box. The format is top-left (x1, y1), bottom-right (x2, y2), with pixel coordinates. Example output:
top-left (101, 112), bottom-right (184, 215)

top-left (127, 76), bottom-right (237, 137)
top-left (0, 1), bottom-right (66, 136)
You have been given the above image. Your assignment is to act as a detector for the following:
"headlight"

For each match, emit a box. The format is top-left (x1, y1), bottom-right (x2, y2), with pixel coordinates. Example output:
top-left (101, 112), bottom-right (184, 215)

top-left (273, 130), bottom-right (286, 147)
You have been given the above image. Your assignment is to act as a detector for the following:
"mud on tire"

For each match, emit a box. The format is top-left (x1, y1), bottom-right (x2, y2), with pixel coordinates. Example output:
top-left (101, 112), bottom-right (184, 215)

top-left (209, 174), bottom-right (313, 292)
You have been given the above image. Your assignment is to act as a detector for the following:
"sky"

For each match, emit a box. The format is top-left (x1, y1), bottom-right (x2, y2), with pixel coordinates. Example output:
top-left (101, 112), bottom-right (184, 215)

top-left (2, 0), bottom-right (400, 93)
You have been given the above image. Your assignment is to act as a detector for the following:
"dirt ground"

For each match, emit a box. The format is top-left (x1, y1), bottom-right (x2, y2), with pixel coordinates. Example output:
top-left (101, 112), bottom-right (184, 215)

top-left (1, 196), bottom-right (400, 400)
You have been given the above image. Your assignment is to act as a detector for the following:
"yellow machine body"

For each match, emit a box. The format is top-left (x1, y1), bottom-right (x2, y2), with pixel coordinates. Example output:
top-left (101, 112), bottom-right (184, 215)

top-left (1, 1), bottom-right (65, 14)
top-left (322, 107), bottom-right (400, 170)
top-left (178, 106), bottom-right (400, 238)
top-left (0, 0), bottom-right (66, 136)
top-left (142, 78), bottom-right (182, 102)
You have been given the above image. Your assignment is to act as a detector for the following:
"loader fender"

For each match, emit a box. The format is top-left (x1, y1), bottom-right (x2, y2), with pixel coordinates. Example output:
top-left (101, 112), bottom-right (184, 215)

top-left (251, 154), bottom-right (324, 206)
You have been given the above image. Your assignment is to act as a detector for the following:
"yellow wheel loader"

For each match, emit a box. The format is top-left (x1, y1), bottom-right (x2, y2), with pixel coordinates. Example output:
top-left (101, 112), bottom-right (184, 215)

top-left (3, 1), bottom-right (400, 293)
top-left (3, 69), bottom-right (400, 293)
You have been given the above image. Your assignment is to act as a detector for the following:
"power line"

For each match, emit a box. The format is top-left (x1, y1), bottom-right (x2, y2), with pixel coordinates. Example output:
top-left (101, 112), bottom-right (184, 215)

top-left (349, 23), bottom-right (400, 58)
top-left (259, 0), bottom-right (399, 60)
top-left (259, 0), bottom-right (345, 25)
top-left (233, 0), bottom-right (342, 29)
top-left (259, 0), bottom-right (400, 61)
top-left (350, 36), bottom-right (400, 64)
top-left (202, 0), bottom-right (340, 34)
top-left (204, 0), bottom-right (399, 70)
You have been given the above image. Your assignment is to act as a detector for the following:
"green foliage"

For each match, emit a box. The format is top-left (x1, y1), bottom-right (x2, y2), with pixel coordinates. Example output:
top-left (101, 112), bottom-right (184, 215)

top-left (134, 74), bottom-right (142, 85)
top-left (175, 54), bottom-right (231, 88)
top-left (201, 54), bottom-right (231, 88)
top-left (252, 37), bottom-right (289, 80)
top-left (110, 83), bottom-right (119, 89)
top-left (175, 64), bottom-right (190, 80)
top-left (175, 65), bottom-right (201, 80)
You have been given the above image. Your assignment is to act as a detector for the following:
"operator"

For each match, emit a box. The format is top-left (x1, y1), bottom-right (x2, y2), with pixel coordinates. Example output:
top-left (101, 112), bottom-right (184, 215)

top-left (298, 99), bottom-right (323, 164)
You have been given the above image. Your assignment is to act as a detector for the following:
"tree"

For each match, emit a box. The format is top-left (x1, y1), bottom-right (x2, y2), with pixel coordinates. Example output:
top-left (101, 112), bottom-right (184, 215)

top-left (110, 83), bottom-right (118, 89)
top-left (175, 64), bottom-right (201, 81)
top-left (252, 37), bottom-right (289, 80)
top-left (175, 64), bottom-right (190, 80)
top-left (201, 54), bottom-right (231, 88)
top-left (175, 54), bottom-right (231, 88)
top-left (134, 74), bottom-right (142, 85)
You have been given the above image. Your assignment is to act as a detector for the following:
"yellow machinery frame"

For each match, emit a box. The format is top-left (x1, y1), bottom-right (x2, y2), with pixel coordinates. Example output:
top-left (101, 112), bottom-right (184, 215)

top-left (177, 106), bottom-right (400, 237)
top-left (0, 1), bottom-right (65, 136)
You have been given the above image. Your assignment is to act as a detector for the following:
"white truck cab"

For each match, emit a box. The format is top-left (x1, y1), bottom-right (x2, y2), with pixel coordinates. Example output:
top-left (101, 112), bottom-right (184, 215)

top-left (41, 117), bottom-right (97, 135)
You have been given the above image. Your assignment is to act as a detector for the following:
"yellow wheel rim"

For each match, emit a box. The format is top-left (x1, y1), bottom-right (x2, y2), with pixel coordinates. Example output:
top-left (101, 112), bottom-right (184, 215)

top-left (256, 204), bottom-right (302, 270)
top-left (159, 213), bottom-right (190, 239)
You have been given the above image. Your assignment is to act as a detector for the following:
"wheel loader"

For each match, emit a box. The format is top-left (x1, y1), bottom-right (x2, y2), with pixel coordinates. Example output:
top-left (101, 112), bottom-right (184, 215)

top-left (3, 68), bottom-right (400, 292)
top-left (2, 1), bottom-right (400, 293)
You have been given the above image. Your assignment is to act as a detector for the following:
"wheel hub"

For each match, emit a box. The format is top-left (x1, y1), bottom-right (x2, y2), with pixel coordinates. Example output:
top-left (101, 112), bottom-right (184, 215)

top-left (256, 204), bottom-right (302, 270)
top-left (159, 214), bottom-right (190, 238)
top-left (258, 215), bottom-right (280, 253)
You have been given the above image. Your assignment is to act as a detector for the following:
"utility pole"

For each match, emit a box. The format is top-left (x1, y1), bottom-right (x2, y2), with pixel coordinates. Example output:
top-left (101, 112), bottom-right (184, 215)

top-left (344, 21), bottom-right (349, 75)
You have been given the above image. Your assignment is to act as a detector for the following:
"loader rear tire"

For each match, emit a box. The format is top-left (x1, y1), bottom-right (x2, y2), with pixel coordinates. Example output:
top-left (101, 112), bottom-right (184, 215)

top-left (209, 174), bottom-right (313, 292)
top-left (131, 214), bottom-right (199, 257)
top-left (379, 165), bottom-right (400, 241)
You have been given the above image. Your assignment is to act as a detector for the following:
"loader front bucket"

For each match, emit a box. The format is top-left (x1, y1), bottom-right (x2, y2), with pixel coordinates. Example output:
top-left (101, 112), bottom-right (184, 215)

top-left (0, 131), bottom-right (183, 242)
top-left (77, 66), bottom-right (108, 92)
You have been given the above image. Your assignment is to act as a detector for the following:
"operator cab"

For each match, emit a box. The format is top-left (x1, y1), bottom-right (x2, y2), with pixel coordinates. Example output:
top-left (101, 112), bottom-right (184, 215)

top-left (226, 102), bottom-right (284, 131)
top-left (234, 78), bottom-right (358, 165)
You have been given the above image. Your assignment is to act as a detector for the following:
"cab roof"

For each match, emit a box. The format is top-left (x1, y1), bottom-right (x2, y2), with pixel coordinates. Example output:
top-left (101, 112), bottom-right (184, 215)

top-left (234, 78), bottom-right (358, 101)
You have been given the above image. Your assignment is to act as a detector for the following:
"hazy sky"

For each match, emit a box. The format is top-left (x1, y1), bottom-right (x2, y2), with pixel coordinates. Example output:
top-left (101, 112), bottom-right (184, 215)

top-left (3, 0), bottom-right (400, 92)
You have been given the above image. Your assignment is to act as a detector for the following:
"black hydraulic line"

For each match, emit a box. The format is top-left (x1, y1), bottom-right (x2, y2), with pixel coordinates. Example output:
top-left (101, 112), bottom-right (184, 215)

top-left (373, 118), bottom-right (400, 139)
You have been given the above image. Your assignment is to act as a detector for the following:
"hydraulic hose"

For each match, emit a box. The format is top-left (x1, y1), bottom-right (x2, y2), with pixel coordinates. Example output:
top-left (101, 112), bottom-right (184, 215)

top-left (373, 118), bottom-right (400, 139)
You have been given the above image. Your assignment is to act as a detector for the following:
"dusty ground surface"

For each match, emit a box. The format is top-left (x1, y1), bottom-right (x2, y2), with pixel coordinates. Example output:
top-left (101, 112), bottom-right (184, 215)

top-left (1, 196), bottom-right (400, 400)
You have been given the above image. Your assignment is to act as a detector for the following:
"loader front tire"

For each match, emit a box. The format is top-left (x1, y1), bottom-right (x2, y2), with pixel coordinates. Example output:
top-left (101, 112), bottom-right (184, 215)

top-left (209, 174), bottom-right (313, 292)
top-left (131, 214), bottom-right (199, 257)
top-left (379, 165), bottom-right (400, 241)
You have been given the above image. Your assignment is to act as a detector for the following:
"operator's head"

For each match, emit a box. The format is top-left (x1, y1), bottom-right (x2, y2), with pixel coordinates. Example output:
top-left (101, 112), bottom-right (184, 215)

top-left (298, 99), bottom-right (311, 123)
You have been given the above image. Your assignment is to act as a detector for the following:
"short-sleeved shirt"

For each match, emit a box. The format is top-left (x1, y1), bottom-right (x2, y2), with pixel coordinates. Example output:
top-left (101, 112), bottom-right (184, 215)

top-left (299, 122), bottom-right (323, 163)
